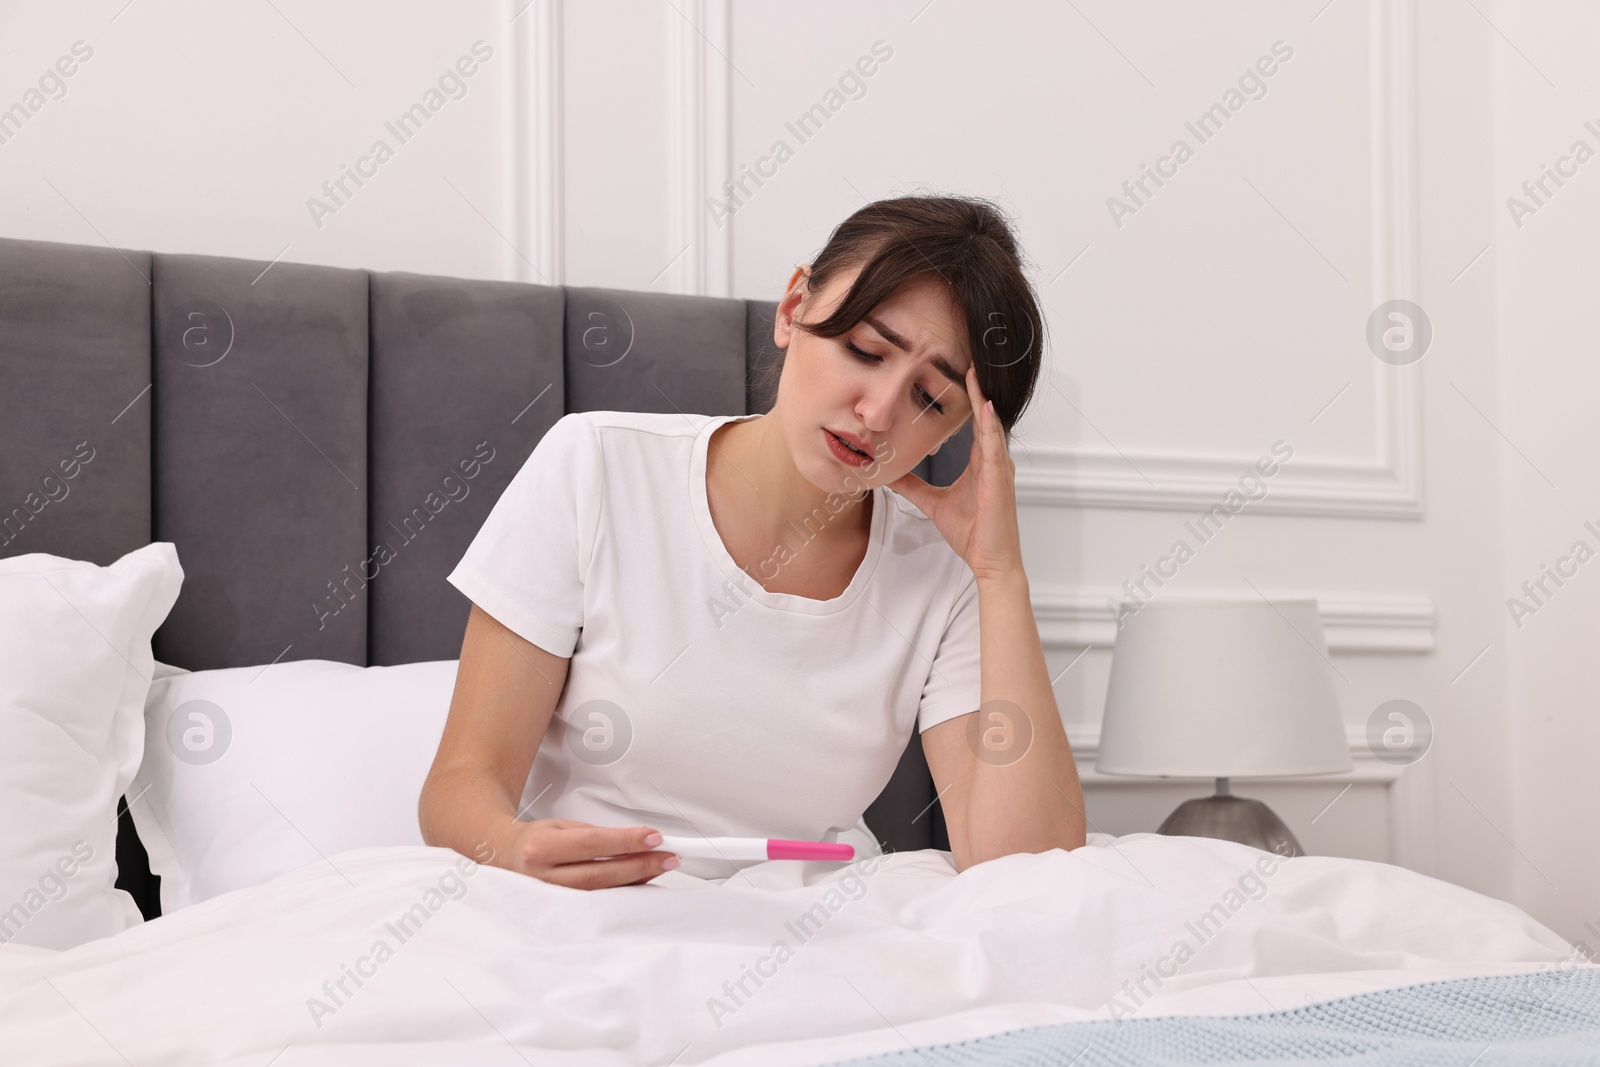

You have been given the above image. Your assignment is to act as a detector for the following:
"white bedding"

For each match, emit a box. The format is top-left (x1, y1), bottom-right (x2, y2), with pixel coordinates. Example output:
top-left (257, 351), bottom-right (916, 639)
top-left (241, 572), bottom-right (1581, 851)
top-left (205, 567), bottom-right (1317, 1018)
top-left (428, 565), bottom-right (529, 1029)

top-left (0, 832), bottom-right (1577, 1066)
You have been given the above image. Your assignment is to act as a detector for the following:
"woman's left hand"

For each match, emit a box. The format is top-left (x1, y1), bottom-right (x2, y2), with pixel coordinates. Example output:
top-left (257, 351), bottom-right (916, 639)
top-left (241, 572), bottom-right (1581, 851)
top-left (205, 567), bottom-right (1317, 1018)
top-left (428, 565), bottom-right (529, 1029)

top-left (888, 363), bottom-right (1024, 585)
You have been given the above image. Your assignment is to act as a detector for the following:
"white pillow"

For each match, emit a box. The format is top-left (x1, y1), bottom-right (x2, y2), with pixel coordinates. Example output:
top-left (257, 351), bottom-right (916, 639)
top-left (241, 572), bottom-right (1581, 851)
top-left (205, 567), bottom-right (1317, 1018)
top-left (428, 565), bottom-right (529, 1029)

top-left (0, 542), bottom-right (183, 949)
top-left (131, 659), bottom-right (458, 911)
top-left (132, 656), bottom-right (883, 910)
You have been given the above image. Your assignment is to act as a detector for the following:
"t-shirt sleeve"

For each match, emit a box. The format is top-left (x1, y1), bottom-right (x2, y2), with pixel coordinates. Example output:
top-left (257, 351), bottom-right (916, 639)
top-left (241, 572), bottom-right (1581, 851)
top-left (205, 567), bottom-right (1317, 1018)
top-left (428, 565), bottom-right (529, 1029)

top-left (445, 412), bottom-right (601, 658)
top-left (916, 569), bottom-right (982, 732)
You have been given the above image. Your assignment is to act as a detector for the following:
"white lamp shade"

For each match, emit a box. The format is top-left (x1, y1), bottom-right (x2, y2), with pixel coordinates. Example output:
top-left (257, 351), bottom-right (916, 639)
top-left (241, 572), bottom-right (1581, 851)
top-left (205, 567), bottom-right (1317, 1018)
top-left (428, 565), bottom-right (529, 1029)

top-left (1096, 600), bottom-right (1352, 778)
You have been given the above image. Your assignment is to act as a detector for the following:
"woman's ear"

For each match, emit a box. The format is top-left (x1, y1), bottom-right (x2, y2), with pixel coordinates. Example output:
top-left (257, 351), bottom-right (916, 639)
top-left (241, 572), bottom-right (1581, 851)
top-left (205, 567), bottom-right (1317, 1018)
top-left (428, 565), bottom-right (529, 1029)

top-left (773, 264), bottom-right (811, 349)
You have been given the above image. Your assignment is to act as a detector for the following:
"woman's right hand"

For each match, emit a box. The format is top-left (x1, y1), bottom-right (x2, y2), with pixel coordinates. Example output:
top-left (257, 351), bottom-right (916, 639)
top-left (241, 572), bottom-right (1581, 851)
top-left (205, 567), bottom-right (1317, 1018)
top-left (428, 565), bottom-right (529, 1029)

top-left (496, 818), bottom-right (680, 889)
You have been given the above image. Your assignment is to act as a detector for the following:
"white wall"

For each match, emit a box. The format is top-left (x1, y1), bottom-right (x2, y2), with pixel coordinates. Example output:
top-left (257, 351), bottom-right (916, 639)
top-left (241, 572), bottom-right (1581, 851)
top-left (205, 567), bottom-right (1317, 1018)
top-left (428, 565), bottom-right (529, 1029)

top-left (2, 0), bottom-right (1592, 947)
top-left (1490, 0), bottom-right (1600, 956)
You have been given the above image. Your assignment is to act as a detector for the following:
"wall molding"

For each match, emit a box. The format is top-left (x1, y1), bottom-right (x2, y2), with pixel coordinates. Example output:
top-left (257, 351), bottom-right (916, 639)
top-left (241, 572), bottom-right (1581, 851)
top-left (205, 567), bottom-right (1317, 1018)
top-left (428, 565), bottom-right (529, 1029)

top-left (668, 0), bottom-right (1422, 514)
top-left (1371, 0), bottom-right (1435, 877)
top-left (1012, 0), bottom-right (1423, 520)
top-left (666, 0), bottom-right (731, 296)
top-left (1033, 587), bottom-right (1437, 654)
top-left (1013, 395), bottom-right (1422, 516)
top-left (502, 0), bottom-right (564, 285)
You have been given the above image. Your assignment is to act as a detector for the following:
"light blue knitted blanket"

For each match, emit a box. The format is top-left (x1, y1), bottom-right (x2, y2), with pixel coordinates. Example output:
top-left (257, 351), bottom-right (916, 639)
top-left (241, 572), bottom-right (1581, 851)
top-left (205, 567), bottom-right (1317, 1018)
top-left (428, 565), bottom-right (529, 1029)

top-left (829, 967), bottom-right (1600, 1065)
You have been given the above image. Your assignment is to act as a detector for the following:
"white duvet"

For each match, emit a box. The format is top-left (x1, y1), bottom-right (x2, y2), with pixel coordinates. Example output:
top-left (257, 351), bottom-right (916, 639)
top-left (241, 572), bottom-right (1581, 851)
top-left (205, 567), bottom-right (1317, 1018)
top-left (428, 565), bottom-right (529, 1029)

top-left (0, 832), bottom-right (1579, 1067)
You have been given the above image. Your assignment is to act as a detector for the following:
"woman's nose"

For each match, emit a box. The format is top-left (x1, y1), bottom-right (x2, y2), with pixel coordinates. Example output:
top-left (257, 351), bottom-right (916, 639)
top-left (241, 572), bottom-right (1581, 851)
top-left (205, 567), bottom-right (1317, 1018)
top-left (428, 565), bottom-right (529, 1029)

top-left (855, 379), bottom-right (899, 431)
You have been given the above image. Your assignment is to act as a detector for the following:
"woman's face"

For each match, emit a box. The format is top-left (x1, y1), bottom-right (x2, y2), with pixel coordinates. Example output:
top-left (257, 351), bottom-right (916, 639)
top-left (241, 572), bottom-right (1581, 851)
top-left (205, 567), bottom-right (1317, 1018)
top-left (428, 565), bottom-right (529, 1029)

top-left (772, 264), bottom-right (974, 498)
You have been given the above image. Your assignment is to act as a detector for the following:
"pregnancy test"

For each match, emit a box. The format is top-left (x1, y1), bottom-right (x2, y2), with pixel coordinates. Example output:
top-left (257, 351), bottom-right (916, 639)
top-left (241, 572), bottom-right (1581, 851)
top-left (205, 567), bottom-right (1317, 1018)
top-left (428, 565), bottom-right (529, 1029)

top-left (657, 836), bottom-right (855, 862)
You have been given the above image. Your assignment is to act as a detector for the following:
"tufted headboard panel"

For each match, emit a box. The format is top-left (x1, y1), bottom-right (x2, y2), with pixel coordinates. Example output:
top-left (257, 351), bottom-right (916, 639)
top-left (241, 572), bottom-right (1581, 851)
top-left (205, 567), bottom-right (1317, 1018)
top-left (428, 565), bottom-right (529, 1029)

top-left (0, 234), bottom-right (973, 913)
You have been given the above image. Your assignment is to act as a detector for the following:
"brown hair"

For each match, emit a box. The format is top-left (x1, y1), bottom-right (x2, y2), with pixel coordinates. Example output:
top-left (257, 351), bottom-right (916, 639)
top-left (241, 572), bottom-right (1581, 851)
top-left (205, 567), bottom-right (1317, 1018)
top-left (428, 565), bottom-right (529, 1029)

top-left (757, 194), bottom-right (1046, 437)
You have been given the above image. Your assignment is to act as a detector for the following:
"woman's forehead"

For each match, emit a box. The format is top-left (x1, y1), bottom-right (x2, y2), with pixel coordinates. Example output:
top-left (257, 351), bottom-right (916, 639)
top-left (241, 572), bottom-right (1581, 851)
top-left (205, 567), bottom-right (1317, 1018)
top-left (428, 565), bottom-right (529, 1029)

top-left (814, 270), bottom-right (966, 345)
top-left (866, 294), bottom-right (970, 365)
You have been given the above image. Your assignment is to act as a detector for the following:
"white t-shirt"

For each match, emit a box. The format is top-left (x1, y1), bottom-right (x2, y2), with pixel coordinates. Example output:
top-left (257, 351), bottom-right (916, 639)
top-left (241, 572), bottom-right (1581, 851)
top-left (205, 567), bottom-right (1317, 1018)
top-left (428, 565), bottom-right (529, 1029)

top-left (446, 410), bottom-right (981, 877)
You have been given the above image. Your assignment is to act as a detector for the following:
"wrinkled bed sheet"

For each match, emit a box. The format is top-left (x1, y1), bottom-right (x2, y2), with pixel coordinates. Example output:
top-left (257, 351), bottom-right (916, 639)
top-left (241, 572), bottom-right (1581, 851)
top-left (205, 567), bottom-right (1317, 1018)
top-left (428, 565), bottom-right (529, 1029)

top-left (0, 832), bottom-right (1577, 1066)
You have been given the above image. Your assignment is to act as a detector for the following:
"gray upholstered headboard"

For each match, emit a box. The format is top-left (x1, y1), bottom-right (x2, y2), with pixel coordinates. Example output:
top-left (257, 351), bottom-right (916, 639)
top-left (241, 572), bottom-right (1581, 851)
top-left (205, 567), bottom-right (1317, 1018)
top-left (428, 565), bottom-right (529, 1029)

top-left (0, 234), bottom-right (971, 915)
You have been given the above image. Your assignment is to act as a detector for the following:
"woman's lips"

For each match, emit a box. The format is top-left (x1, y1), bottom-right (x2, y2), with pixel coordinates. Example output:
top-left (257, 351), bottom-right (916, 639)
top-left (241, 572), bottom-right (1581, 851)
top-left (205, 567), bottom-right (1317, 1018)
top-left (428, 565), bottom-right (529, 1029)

top-left (825, 429), bottom-right (873, 467)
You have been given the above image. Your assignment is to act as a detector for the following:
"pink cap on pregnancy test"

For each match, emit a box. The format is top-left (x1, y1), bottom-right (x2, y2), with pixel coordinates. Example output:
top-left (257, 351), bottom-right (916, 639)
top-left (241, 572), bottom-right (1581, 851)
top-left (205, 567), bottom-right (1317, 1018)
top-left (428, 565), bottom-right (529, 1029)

top-left (767, 838), bottom-right (855, 861)
top-left (657, 835), bottom-right (855, 862)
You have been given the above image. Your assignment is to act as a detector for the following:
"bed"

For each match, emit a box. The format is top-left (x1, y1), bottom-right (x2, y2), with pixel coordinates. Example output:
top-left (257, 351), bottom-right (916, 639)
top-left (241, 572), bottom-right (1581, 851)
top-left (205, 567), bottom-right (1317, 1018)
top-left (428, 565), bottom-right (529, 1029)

top-left (1, 233), bottom-right (1594, 1065)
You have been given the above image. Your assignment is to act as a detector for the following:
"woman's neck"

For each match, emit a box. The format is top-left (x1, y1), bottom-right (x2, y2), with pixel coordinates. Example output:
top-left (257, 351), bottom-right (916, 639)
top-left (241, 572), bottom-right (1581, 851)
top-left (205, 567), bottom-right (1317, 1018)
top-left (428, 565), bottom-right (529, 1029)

top-left (708, 414), bottom-right (871, 551)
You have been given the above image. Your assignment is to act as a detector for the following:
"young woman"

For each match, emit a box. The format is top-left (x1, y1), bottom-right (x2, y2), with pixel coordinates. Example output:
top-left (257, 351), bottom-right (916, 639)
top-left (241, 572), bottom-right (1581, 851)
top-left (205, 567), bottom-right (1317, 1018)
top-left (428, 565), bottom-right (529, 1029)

top-left (418, 194), bottom-right (1086, 888)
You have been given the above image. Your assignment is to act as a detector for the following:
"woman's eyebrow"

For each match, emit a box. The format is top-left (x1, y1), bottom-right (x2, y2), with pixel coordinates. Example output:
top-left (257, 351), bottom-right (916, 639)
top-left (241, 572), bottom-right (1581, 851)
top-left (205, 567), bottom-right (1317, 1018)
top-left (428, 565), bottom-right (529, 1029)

top-left (863, 314), bottom-right (967, 389)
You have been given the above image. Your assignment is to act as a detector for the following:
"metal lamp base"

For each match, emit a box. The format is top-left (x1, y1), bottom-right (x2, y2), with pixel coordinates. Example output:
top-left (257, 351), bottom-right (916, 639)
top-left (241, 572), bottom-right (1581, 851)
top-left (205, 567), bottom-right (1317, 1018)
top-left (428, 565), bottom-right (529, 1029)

top-left (1156, 780), bottom-right (1304, 857)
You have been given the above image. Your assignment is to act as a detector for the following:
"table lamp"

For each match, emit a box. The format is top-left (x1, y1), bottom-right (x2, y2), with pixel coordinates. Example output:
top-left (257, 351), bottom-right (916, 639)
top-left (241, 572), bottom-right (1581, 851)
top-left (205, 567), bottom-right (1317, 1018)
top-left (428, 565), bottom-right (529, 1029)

top-left (1095, 599), bottom-right (1351, 857)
